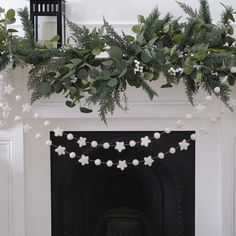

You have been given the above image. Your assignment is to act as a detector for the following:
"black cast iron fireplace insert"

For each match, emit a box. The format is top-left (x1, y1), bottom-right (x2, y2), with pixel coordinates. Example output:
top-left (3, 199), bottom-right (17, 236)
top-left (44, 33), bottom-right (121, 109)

top-left (50, 131), bottom-right (195, 236)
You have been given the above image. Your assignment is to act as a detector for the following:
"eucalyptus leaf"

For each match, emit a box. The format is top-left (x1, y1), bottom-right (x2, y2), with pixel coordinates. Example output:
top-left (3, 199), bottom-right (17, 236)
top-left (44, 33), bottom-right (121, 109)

top-left (132, 24), bottom-right (141, 33)
top-left (108, 46), bottom-right (123, 60)
top-left (66, 100), bottom-right (76, 108)
top-left (6, 9), bottom-right (15, 19)
top-left (38, 82), bottom-right (52, 96)
top-left (107, 78), bottom-right (118, 87)
top-left (80, 107), bottom-right (93, 113)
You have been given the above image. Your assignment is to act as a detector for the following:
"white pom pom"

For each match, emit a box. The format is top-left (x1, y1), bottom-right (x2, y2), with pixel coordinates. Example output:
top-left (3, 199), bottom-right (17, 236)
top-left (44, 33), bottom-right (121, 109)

top-left (185, 114), bottom-right (192, 120)
top-left (95, 159), bottom-right (101, 166)
top-left (214, 87), bottom-right (221, 94)
top-left (44, 120), bottom-right (50, 126)
top-left (69, 152), bottom-right (76, 159)
top-left (154, 132), bottom-right (161, 139)
top-left (230, 66), bottom-right (236, 73)
top-left (210, 117), bottom-right (217, 123)
top-left (45, 140), bottom-right (52, 146)
top-left (103, 142), bottom-right (110, 149)
top-left (34, 113), bottom-right (40, 119)
top-left (35, 133), bottom-right (42, 140)
top-left (165, 128), bottom-right (171, 134)
top-left (132, 159), bottom-right (139, 166)
top-left (0, 74), bottom-right (4, 80)
top-left (91, 141), bottom-right (98, 148)
top-left (67, 133), bottom-right (74, 140)
top-left (129, 140), bottom-right (136, 147)
top-left (169, 147), bottom-right (176, 154)
top-left (15, 95), bottom-right (21, 101)
top-left (190, 134), bottom-right (196, 140)
top-left (106, 160), bottom-right (113, 167)
top-left (206, 95), bottom-right (212, 101)
top-left (14, 116), bottom-right (21, 122)
top-left (158, 152), bottom-right (165, 159)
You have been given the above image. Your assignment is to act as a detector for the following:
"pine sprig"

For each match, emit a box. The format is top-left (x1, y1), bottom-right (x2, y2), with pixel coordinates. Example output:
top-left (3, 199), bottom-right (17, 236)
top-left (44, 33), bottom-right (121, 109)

top-left (199, 0), bottom-right (212, 24)
top-left (176, 1), bottom-right (198, 19)
top-left (18, 7), bottom-right (35, 49)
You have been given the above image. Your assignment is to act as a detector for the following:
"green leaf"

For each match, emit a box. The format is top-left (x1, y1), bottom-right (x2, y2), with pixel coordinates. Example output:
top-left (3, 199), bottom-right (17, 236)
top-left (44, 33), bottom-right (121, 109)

top-left (90, 69), bottom-right (100, 79)
top-left (66, 100), bottom-right (76, 108)
top-left (101, 70), bottom-right (111, 79)
top-left (6, 9), bottom-right (15, 19)
top-left (196, 71), bottom-right (203, 82)
top-left (71, 58), bottom-right (82, 65)
top-left (92, 48), bottom-right (102, 56)
top-left (118, 68), bottom-right (127, 78)
top-left (132, 24), bottom-right (141, 33)
top-left (138, 15), bottom-right (145, 23)
top-left (148, 37), bottom-right (158, 47)
top-left (50, 35), bottom-right (60, 42)
top-left (53, 83), bottom-right (63, 93)
top-left (38, 82), bottom-right (52, 96)
top-left (161, 83), bottom-right (173, 88)
top-left (143, 72), bottom-right (154, 80)
top-left (69, 86), bottom-right (77, 94)
top-left (102, 60), bottom-right (114, 67)
top-left (107, 78), bottom-right (118, 87)
top-left (184, 66), bottom-right (194, 75)
top-left (108, 46), bottom-right (123, 60)
top-left (7, 28), bottom-right (18, 33)
top-left (195, 51), bottom-right (206, 61)
top-left (80, 107), bottom-right (93, 113)
top-left (192, 43), bottom-right (209, 52)
top-left (0, 7), bottom-right (4, 13)
top-left (228, 74), bottom-right (236, 86)
top-left (123, 35), bottom-right (135, 42)
top-left (76, 68), bottom-right (88, 80)
top-left (141, 50), bottom-right (152, 63)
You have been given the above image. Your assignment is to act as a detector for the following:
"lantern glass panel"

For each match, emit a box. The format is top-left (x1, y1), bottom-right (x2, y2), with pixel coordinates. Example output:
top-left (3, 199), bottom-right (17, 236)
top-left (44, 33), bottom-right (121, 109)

top-left (34, 16), bottom-right (57, 41)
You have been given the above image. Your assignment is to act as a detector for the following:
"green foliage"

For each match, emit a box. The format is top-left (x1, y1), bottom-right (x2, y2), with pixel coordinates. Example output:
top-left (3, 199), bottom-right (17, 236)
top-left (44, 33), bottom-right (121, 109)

top-left (0, 1), bottom-right (236, 123)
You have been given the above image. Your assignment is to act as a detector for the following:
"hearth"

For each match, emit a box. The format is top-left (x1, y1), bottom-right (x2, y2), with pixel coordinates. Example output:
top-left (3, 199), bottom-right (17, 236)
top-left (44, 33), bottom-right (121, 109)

top-left (50, 131), bottom-right (195, 236)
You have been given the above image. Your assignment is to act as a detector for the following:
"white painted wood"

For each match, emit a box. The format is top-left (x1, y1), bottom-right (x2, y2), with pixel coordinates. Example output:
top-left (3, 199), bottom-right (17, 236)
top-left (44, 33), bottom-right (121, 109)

top-left (0, 140), bottom-right (12, 236)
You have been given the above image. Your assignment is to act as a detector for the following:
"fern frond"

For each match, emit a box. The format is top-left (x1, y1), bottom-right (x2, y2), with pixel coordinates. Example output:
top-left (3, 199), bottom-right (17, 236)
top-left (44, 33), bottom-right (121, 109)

top-left (137, 76), bottom-right (158, 100)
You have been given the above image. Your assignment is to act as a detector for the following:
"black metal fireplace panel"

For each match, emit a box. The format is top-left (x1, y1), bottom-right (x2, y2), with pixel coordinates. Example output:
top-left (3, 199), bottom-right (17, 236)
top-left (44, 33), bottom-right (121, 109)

top-left (50, 131), bottom-right (195, 236)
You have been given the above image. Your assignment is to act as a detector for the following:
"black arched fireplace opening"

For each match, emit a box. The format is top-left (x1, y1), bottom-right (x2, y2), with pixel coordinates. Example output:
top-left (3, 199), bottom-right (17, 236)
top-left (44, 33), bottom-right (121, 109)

top-left (50, 131), bottom-right (195, 236)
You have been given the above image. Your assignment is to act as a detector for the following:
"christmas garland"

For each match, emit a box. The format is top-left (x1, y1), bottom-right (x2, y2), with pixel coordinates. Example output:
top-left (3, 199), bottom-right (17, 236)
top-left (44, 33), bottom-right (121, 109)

top-left (0, 0), bottom-right (236, 123)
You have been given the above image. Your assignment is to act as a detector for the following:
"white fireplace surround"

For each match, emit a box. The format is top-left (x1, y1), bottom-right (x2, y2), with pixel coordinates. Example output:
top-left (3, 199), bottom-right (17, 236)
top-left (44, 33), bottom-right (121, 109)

top-left (0, 67), bottom-right (235, 236)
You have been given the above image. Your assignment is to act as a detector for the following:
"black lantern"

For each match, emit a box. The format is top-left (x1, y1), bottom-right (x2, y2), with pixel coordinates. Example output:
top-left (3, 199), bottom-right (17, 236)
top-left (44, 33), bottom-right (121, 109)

top-left (30, 0), bottom-right (66, 47)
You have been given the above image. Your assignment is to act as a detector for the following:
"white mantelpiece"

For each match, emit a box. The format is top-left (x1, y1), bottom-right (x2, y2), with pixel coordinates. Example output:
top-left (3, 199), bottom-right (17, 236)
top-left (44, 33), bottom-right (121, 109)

top-left (0, 67), bottom-right (236, 236)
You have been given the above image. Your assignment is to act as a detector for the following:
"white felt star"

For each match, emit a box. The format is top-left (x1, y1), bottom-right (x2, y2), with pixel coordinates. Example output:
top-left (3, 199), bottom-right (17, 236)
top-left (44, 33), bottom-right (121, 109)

top-left (55, 145), bottom-right (66, 156)
top-left (141, 136), bottom-right (151, 147)
top-left (4, 84), bottom-right (14, 95)
top-left (144, 156), bottom-right (154, 166)
top-left (117, 160), bottom-right (127, 171)
top-left (174, 120), bottom-right (184, 129)
top-left (115, 141), bottom-right (125, 152)
top-left (53, 126), bottom-right (64, 137)
top-left (78, 155), bottom-right (89, 166)
top-left (194, 104), bottom-right (206, 114)
top-left (77, 137), bottom-right (87, 147)
top-left (22, 103), bottom-right (32, 113)
top-left (23, 123), bottom-right (32, 133)
top-left (179, 139), bottom-right (190, 151)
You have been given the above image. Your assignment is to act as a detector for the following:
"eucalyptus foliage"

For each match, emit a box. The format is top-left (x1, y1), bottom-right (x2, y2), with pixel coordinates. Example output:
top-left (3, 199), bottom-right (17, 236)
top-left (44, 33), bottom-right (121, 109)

top-left (0, 1), bottom-right (236, 122)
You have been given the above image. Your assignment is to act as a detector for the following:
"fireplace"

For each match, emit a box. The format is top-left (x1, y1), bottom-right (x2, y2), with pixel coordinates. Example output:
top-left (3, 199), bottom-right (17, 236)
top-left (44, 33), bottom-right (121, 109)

top-left (50, 131), bottom-right (195, 236)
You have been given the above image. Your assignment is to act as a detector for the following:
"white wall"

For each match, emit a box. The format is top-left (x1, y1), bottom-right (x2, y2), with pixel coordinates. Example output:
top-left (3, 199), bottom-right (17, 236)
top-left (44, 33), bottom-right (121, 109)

top-left (1, 0), bottom-right (236, 23)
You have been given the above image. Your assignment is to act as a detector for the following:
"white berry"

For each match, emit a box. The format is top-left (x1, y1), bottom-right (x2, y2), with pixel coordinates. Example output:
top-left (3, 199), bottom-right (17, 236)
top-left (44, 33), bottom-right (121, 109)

top-left (158, 152), bottom-right (165, 159)
top-left (129, 140), bottom-right (136, 147)
top-left (44, 120), bottom-right (50, 126)
top-left (106, 160), bottom-right (113, 167)
top-left (214, 87), bottom-right (221, 94)
top-left (169, 147), bottom-right (176, 154)
top-left (14, 116), bottom-right (21, 122)
top-left (190, 134), bottom-right (196, 140)
top-left (34, 113), bottom-right (40, 118)
top-left (35, 133), bottom-right (42, 140)
top-left (154, 132), bottom-right (161, 139)
top-left (132, 159), bottom-right (139, 166)
top-left (69, 152), bottom-right (76, 159)
top-left (15, 95), bottom-right (21, 101)
top-left (67, 133), bottom-right (74, 140)
top-left (103, 142), bottom-right (110, 149)
top-left (95, 159), bottom-right (101, 166)
top-left (91, 141), bottom-right (98, 148)
top-left (45, 140), bottom-right (52, 146)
